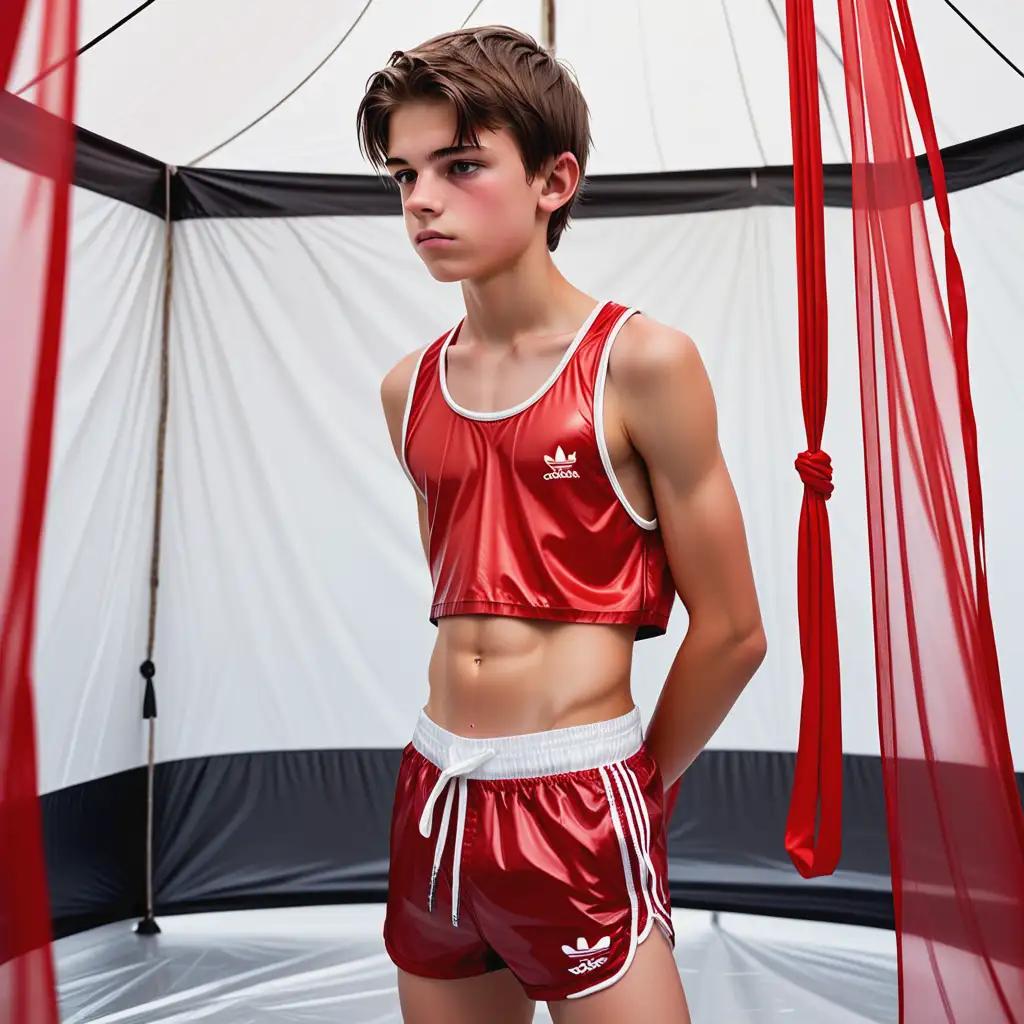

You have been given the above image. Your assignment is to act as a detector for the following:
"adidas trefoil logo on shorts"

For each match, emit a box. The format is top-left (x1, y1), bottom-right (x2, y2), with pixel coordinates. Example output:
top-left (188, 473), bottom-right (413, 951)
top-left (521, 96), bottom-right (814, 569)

top-left (563, 935), bottom-right (611, 975)
top-left (543, 446), bottom-right (580, 481)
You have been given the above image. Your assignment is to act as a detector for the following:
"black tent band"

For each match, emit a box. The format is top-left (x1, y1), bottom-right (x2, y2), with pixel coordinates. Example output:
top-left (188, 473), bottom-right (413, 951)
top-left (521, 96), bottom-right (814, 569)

top-left (3, 90), bottom-right (1023, 220)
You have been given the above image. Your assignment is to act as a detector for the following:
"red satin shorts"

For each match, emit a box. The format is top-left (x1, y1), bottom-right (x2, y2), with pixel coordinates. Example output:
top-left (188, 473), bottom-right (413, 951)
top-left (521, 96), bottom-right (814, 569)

top-left (383, 708), bottom-right (675, 1002)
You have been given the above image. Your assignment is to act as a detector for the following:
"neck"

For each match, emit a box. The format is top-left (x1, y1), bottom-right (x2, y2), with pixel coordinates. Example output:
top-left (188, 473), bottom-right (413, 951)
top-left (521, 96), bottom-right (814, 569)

top-left (460, 237), bottom-right (594, 346)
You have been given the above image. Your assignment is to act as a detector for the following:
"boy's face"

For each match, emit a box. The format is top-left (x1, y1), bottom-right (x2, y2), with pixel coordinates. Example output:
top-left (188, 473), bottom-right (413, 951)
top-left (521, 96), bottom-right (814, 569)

top-left (385, 99), bottom-right (556, 283)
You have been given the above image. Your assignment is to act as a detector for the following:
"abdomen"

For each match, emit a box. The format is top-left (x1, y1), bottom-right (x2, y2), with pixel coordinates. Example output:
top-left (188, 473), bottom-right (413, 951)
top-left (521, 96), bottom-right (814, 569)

top-left (425, 616), bottom-right (637, 737)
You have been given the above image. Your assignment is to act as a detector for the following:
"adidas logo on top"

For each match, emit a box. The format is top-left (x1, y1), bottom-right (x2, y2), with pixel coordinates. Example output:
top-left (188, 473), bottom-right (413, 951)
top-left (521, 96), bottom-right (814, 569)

top-left (543, 446), bottom-right (580, 481)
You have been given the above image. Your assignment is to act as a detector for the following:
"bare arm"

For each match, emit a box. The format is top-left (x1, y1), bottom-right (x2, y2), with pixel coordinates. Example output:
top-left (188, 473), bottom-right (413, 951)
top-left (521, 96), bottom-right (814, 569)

top-left (611, 318), bottom-right (767, 789)
top-left (380, 350), bottom-right (430, 561)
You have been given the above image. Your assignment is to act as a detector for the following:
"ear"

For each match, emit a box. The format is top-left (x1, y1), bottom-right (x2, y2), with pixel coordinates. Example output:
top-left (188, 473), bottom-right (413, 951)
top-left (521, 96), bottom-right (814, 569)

top-left (536, 151), bottom-right (581, 215)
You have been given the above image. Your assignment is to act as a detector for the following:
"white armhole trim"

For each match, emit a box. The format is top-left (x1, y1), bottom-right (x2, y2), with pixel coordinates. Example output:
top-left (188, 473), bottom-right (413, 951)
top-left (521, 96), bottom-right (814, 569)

top-left (400, 345), bottom-right (431, 502)
top-left (594, 308), bottom-right (658, 531)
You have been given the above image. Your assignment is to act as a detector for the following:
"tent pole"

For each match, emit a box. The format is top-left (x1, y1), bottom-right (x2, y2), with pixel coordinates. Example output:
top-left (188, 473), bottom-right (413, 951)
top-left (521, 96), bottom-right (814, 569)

top-left (541, 0), bottom-right (556, 53)
top-left (135, 163), bottom-right (175, 937)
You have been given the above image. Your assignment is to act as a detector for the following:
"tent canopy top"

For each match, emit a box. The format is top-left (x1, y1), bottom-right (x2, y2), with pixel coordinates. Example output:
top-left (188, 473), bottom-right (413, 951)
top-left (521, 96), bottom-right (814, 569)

top-left (10, 0), bottom-right (1024, 174)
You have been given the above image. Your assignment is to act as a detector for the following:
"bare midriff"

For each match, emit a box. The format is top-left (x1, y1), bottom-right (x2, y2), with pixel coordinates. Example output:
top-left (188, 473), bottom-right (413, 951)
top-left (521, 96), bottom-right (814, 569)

top-left (425, 615), bottom-right (637, 738)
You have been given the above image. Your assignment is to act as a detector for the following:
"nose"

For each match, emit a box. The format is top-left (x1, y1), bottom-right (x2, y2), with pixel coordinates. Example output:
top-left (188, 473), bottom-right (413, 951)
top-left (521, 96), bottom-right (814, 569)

top-left (404, 172), bottom-right (442, 218)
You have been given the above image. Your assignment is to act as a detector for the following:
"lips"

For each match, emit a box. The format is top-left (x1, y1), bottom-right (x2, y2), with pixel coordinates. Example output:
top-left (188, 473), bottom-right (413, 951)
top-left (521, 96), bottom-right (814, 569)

top-left (415, 230), bottom-right (453, 244)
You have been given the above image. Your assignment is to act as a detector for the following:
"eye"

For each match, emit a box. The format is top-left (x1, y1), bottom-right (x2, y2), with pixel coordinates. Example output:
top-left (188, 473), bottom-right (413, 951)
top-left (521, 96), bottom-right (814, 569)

top-left (449, 161), bottom-right (481, 177)
top-left (392, 169), bottom-right (415, 186)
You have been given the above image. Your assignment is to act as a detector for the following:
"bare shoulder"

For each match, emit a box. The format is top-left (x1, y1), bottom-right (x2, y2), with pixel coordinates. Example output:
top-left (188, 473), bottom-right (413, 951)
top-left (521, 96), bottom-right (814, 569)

top-left (608, 314), bottom-right (719, 480)
top-left (379, 347), bottom-right (428, 460)
top-left (608, 313), bottom-right (709, 400)
top-left (380, 347), bottom-right (426, 429)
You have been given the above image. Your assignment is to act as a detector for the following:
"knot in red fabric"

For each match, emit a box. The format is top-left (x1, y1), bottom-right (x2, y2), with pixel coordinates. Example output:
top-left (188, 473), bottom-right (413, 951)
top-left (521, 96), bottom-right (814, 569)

top-left (795, 449), bottom-right (834, 498)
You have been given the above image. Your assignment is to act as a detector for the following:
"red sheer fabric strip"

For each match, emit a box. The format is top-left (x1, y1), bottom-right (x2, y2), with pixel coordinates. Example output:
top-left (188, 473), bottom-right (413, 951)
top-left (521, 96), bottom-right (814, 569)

top-left (0, 4), bottom-right (31, 84)
top-left (783, 0), bottom-right (844, 880)
top-left (836, 0), bottom-right (1024, 1020)
top-left (1, 4), bottom-right (77, 1023)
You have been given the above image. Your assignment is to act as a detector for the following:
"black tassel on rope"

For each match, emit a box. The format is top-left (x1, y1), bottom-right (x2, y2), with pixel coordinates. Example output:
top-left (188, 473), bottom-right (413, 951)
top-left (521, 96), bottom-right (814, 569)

top-left (140, 659), bottom-right (157, 719)
top-left (135, 658), bottom-right (161, 936)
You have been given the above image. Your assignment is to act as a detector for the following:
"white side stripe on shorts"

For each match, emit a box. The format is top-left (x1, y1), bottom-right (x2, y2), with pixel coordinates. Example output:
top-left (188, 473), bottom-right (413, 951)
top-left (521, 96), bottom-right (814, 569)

top-left (570, 766), bottom-right (640, 999)
top-left (614, 762), bottom-right (673, 934)
top-left (608, 764), bottom-right (657, 944)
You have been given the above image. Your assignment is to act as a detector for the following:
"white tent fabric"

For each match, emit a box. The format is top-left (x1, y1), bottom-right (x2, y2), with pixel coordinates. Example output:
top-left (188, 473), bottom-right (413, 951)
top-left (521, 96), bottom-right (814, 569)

top-left (35, 171), bottom-right (1024, 791)
top-left (34, 187), bottom-right (163, 794)
top-left (10, 1), bottom-right (1024, 173)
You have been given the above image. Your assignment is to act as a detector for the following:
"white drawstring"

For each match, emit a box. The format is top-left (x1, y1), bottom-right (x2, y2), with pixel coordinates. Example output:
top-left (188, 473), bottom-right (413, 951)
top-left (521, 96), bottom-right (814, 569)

top-left (426, 782), bottom-right (456, 915)
top-left (419, 748), bottom-right (495, 926)
top-left (450, 776), bottom-right (470, 927)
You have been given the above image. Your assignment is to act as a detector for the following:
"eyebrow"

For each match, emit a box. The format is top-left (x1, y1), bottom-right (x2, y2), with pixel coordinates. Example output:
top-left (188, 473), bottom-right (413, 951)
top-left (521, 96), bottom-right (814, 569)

top-left (384, 144), bottom-right (484, 169)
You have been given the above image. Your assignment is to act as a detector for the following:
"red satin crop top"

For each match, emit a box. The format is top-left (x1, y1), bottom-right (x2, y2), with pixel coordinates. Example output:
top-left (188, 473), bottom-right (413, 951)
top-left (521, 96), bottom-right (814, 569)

top-left (401, 300), bottom-right (676, 640)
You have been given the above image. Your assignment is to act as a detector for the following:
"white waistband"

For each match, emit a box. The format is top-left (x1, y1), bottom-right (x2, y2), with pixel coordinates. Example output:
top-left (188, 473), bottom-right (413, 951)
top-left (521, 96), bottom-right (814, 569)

top-left (411, 707), bottom-right (643, 780)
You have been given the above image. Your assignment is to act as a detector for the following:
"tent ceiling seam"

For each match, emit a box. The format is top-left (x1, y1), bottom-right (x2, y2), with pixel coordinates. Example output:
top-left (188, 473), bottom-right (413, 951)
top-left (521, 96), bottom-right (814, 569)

top-left (941, 0), bottom-right (1024, 82)
top-left (722, 0), bottom-right (769, 166)
top-left (185, 0), bottom-right (377, 168)
top-left (814, 22), bottom-right (846, 72)
top-left (14, 0), bottom-right (161, 96)
top-left (460, 1), bottom-right (487, 30)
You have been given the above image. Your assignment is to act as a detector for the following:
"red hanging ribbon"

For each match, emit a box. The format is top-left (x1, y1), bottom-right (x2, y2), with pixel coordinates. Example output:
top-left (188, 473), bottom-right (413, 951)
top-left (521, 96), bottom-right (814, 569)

top-left (836, 0), bottom-right (1024, 1018)
top-left (888, 2), bottom-right (1007, 737)
top-left (1, 4), bottom-right (78, 1022)
top-left (783, 0), bottom-right (844, 879)
top-left (0, 3), bottom-right (30, 84)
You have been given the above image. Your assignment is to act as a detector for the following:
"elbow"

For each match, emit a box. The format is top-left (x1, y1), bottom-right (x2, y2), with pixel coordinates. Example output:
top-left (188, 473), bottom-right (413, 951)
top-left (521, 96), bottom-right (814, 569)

top-left (734, 620), bottom-right (767, 677)
top-left (688, 608), bottom-right (767, 675)
top-left (746, 623), bottom-right (768, 673)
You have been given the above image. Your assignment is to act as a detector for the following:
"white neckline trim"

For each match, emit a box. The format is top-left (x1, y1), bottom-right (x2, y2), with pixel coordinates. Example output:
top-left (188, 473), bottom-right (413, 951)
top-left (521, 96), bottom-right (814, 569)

top-left (438, 300), bottom-right (607, 422)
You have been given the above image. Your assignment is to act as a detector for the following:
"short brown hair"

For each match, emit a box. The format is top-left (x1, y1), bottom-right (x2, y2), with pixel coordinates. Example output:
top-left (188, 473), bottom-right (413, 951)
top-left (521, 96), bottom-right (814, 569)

top-left (356, 25), bottom-right (591, 251)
